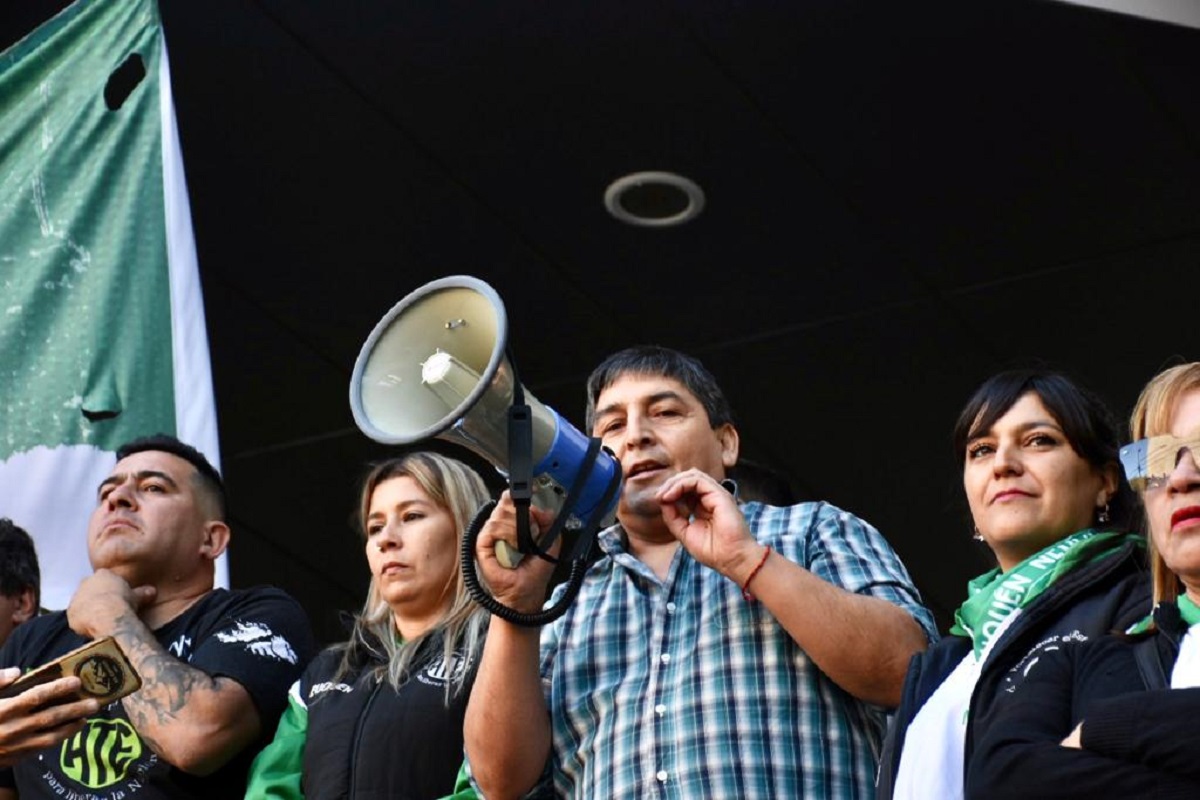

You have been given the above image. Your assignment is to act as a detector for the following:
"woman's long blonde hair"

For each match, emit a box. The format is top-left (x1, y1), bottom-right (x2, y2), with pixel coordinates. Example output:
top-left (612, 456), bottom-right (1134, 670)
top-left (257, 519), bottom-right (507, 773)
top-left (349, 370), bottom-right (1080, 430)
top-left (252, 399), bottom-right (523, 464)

top-left (1129, 363), bottom-right (1200, 605)
top-left (337, 452), bottom-right (491, 697)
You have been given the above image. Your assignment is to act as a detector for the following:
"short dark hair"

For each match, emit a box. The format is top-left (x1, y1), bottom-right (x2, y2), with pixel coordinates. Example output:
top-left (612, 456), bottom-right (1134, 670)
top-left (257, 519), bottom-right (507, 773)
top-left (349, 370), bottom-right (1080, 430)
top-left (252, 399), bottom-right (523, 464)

top-left (116, 434), bottom-right (227, 520)
top-left (952, 369), bottom-right (1135, 531)
top-left (0, 519), bottom-right (40, 607)
top-left (585, 346), bottom-right (735, 432)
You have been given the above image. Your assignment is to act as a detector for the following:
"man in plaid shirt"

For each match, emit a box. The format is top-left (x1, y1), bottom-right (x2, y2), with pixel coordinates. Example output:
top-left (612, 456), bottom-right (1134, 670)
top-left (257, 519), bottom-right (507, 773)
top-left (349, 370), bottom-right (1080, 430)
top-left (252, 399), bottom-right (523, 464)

top-left (466, 346), bottom-right (935, 799)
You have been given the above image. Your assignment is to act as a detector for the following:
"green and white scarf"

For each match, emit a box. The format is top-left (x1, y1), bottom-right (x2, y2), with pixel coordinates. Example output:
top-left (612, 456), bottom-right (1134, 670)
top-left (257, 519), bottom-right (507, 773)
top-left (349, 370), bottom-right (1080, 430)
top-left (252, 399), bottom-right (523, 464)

top-left (1127, 592), bottom-right (1200, 635)
top-left (1181, 594), bottom-right (1200, 626)
top-left (951, 529), bottom-right (1137, 658)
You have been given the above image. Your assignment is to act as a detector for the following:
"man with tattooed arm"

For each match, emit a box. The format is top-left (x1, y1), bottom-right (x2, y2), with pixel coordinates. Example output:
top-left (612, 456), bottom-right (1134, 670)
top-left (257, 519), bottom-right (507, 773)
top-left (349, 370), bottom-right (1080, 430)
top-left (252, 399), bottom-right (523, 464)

top-left (0, 435), bottom-right (315, 799)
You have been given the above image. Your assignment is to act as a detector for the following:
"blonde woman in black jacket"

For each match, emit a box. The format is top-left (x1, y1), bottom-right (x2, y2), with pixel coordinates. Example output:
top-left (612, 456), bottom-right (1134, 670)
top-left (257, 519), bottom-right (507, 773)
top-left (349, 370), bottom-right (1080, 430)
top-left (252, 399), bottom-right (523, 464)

top-left (246, 453), bottom-right (491, 800)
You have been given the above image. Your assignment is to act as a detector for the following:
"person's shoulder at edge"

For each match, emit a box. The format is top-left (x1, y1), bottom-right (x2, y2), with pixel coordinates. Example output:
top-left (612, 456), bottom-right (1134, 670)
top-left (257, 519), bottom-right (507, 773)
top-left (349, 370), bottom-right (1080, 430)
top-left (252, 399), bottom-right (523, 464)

top-left (0, 610), bottom-right (78, 663)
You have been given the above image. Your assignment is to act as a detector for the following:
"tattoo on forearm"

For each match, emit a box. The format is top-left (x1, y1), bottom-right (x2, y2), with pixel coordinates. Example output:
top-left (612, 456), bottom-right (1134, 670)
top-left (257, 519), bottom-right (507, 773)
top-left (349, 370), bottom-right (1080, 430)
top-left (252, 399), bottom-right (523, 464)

top-left (111, 612), bottom-right (219, 755)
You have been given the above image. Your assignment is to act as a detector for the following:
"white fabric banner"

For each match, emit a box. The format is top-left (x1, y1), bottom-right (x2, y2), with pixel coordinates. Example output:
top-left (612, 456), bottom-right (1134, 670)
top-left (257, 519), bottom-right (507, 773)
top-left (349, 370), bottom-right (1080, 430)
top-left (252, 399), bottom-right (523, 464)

top-left (0, 0), bottom-right (226, 610)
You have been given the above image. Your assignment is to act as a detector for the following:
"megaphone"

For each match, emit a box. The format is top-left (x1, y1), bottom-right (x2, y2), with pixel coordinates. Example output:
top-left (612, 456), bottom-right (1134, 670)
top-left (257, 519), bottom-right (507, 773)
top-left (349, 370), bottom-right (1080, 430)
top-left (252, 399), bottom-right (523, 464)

top-left (348, 275), bottom-right (621, 574)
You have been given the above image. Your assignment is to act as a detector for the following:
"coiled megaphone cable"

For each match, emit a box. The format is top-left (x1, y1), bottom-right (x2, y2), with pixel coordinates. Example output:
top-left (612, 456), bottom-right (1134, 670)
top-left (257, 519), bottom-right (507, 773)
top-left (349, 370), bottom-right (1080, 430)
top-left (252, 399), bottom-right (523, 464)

top-left (460, 456), bottom-right (620, 626)
top-left (460, 501), bottom-right (584, 626)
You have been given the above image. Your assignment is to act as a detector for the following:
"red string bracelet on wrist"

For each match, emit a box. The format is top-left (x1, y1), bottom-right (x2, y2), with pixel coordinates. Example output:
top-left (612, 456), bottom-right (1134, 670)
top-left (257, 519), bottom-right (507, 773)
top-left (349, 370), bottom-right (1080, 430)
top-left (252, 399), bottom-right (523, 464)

top-left (741, 545), bottom-right (772, 601)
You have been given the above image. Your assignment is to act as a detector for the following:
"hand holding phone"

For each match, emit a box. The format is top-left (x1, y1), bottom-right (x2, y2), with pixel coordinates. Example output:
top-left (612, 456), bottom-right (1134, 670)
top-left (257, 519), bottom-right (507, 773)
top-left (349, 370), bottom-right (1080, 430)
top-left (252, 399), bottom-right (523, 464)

top-left (0, 637), bottom-right (141, 705)
top-left (0, 638), bottom-right (142, 768)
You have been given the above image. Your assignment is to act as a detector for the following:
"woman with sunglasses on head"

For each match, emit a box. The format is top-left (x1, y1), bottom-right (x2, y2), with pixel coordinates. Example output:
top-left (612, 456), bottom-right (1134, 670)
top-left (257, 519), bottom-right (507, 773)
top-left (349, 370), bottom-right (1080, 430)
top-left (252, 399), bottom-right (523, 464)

top-left (966, 364), bottom-right (1200, 798)
top-left (245, 452), bottom-right (490, 800)
top-left (878, 370), bottom-right (1149, 800)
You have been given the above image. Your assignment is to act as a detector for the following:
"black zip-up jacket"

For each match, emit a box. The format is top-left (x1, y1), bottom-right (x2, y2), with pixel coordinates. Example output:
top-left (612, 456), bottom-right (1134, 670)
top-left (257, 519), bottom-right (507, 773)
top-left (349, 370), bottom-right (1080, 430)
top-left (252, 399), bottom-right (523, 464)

top-left (876, 540), bottom-right (1149, 798)
top-left (296, 638), bottom-right (478, 800)
top-left (966, 600), bottom-right (1200, 798)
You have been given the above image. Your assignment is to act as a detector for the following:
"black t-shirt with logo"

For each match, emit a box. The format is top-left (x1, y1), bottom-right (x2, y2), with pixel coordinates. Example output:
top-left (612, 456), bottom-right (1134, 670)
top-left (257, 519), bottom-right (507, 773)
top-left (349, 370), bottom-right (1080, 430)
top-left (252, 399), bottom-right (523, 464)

top-left (0, 587), bottom-right (315, 799)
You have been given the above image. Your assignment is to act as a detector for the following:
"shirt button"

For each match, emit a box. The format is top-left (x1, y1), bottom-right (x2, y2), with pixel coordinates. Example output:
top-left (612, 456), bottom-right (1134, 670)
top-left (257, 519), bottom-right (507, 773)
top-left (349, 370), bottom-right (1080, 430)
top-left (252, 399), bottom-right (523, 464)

top-left (655, 704), bottom-right (666, 715)
top-left (656, 770), bottom-right (668, 783)
top-left (666, 602), bottom-right (677, 614)
top-left (660, 653), bottom-right (671, 665)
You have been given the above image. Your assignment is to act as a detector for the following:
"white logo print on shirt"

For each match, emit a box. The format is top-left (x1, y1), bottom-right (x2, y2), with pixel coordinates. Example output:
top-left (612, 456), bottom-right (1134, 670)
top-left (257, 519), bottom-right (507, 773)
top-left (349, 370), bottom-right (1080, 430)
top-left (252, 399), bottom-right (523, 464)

top-left (168, 635), bottom-right (193, 659)
top-left (216, 621), bottom-right (299, 664)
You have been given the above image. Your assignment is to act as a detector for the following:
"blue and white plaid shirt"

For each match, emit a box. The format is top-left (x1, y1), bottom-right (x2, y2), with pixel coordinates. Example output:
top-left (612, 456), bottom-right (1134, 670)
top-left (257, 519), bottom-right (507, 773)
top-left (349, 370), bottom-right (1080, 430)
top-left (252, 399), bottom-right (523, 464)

top-left (537, 500), bottom-right (937, 799)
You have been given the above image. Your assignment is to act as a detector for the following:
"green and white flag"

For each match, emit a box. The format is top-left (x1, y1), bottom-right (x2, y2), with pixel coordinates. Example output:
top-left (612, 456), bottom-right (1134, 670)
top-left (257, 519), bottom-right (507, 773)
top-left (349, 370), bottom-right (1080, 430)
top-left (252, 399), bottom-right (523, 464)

top-left (0, 0), bottom-right (226, 608)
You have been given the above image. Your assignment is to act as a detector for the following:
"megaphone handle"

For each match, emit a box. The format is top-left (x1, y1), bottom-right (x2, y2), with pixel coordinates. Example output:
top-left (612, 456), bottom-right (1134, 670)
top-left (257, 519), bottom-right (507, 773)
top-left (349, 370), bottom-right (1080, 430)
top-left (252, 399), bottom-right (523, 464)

top-left (461, 499), bottom-right (593, 627)
top-left (494, 540), bottom-right (523, 569)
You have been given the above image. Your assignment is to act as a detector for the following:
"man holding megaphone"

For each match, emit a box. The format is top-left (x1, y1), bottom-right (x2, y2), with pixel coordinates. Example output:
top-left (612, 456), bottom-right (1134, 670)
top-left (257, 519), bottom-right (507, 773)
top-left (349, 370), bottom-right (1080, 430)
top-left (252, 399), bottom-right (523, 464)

top-left (464, 346), bottom-right (937, 800)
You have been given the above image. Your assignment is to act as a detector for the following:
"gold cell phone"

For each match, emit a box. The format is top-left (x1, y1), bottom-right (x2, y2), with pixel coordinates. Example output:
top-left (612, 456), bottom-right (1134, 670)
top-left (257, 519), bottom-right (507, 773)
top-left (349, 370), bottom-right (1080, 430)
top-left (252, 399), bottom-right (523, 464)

top-left (0, 636), bottom-right (141, 704)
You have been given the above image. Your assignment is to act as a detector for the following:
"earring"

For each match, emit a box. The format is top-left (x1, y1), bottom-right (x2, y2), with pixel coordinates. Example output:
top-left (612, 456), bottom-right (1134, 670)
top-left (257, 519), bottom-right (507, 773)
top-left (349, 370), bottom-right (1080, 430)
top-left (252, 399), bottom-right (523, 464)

top-left (1097, 503), bottom-right (1111, 525)
top-left (377, 542), bottom-right (386, 552)
top-left (972, 527), bottom-right (985, 542)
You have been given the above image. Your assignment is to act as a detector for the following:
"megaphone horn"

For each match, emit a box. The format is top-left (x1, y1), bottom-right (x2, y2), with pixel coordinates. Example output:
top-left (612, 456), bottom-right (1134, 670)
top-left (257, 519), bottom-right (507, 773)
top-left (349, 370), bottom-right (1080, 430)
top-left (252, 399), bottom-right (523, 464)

top-left (349, 276), bottom-right (621, 567)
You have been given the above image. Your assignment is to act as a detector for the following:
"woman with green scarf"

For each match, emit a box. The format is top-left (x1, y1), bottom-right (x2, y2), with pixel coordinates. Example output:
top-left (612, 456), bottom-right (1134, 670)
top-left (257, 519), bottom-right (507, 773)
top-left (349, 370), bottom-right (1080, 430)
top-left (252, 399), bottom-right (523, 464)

top-left (967, 363), bottom-right (1200, 797)
top-left (877, 370), bottom-right (1149, 800)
